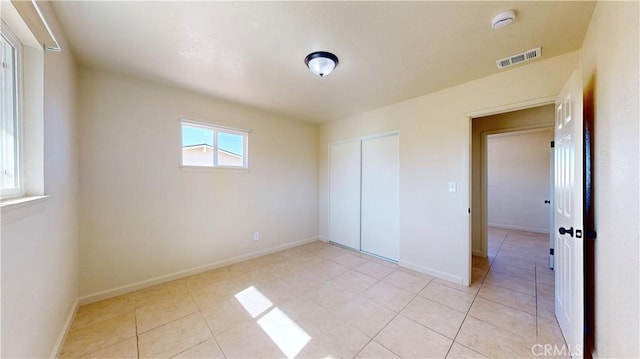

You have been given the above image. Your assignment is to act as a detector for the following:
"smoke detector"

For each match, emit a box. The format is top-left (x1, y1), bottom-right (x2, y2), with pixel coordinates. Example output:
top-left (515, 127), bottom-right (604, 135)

top-left (491, 10), bottom-right (516, 29)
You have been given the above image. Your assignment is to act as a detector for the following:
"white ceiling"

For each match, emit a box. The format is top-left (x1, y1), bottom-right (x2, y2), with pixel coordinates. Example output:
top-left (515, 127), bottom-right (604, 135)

top-left (51, 1), bottom-right (595, 123)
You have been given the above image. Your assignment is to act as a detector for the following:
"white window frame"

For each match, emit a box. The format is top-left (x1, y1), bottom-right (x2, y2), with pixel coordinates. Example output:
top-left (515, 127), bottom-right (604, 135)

top-left (1, 21), bottom-right (24, 199)
top-left (180, 119), bottom-right (249, 169)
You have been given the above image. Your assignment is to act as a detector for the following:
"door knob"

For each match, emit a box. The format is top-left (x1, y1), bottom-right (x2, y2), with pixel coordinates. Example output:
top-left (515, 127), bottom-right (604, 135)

top-left (544, 200), bottom-right (551, 204)
top-left (559, 226), bottom-right (574, 237)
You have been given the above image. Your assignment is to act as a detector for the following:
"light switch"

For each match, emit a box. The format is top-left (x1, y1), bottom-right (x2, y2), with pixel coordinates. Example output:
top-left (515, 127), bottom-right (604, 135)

top-left (448, 182), bottom-right (457, 193)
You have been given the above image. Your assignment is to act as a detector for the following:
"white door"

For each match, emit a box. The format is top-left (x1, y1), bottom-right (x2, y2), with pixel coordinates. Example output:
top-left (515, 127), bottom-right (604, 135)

top-left (361, 134), bottom-right (400, 261)
top-left (554, 70), bottom-right (584, 357)
top-left (329, 140), bottom-right (361, 250)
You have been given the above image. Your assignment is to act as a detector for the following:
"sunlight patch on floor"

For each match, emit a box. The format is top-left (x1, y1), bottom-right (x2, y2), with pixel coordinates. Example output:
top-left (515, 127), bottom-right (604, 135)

top-left (258, 307), bottom-right (311, 359)
top-left (235, 286), bottom-right (311, 358)
top-left (234, 286), bottom-right (273, 318)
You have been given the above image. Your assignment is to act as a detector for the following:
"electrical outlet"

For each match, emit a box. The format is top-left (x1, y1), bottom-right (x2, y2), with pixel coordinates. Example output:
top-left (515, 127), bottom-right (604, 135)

top-left (448, 182), bottom-right (457, 193)
top-left (253, 232), bottom-right (260, 241)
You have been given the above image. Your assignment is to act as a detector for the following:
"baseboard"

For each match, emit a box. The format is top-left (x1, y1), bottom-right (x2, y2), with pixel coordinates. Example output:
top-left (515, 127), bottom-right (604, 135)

top-left (488, 223), bottom-right (549, 234)
top-left (399, 260), bottom-right (467, 286)
top-left (318, 236), bottom-right (328, 243)
top-left (50, 298), bottom-right (79, 358)
top-left (78, 236), bottom-right (319, 305)
top-left (472, 249), bottom-right (486, 257)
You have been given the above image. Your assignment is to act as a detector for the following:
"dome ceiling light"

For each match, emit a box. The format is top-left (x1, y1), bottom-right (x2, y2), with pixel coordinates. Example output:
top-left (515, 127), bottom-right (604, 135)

top-left (304, 51), bottom-right (339, 78)
top-left (491, 10), bottom-right (517, 29)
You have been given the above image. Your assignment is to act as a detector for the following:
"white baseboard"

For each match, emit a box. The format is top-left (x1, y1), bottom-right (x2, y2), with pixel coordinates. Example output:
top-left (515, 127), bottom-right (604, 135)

top-left (78, 236), bottom-right (319, 305)
top-left (399, 260), bottom-right (467, 286)
top-left (50, 298), bottom-right (79, 358)
top-left (488, 223), bottom-right (549, 234)
top-left (318, 236), bottom-right (328, 242)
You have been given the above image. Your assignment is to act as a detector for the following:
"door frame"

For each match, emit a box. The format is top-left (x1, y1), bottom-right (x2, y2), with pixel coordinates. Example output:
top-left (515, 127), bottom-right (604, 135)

top-left (467, 96), bottom-right (555, 277)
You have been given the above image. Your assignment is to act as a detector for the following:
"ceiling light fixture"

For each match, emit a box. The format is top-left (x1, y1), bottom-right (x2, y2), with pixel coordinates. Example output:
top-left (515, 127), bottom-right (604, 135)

top-left (491, 10), bottom-right (517, 29)
top-left (304, 51), bottom-right (339, 78)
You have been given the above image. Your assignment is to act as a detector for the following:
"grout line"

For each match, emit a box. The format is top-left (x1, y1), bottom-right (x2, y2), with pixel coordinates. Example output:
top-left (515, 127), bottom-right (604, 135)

top-left (354, 266), bottom-right (429, 351)
top-left (135, 307), bottom-right (140, 359)
top-left (273, 245), bottom-right (398, 358)
top-left (450, 341), bottom-right (489, 358)
top-left (445, 228), bottom-right (507, 358)
top-left (352, 276), bottom-right (429, 359)
top-left (476, 293), bottom-right (536, 316)
top-left (185, 286), bottom-right (228, 359)
top-left (168, 312), bottom-right (225, 359)
top-left (136, 308), bottom-right (199, 336)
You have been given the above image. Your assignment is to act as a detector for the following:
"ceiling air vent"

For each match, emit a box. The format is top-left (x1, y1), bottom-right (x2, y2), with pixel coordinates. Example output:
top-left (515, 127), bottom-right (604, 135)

top-left (496, 47), bottom-right (541, 69)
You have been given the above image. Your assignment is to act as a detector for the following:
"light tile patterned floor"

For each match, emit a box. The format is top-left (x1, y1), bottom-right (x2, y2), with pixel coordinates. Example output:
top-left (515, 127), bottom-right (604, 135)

top-left (59, 228), bottom-right (567, 358)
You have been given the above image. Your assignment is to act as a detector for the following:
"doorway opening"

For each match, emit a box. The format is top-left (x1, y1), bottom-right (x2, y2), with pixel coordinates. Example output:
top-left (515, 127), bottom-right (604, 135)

top-left (486, 128), bottom-right (553, 259)
top-left (465, 102), bottom-right (572, 355)
top-left (468, 103), bottom-right (571, 351)
top-left (470, 104), bottom-right (555, 263)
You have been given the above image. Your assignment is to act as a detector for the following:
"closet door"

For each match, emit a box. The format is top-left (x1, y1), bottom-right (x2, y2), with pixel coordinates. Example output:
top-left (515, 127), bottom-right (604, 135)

top-left (361, 134), bottom-right (399, 261)
top-left (328, 140), bottom-right (361, 250)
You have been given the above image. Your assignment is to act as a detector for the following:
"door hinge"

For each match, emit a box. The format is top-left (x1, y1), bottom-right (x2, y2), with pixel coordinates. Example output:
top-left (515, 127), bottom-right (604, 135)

top-left (550, 248), bottom-right (554, 255)
top-left (468, 208), bottom-right (471, 214)
top-left (550, 140), bottom-right (555, 148)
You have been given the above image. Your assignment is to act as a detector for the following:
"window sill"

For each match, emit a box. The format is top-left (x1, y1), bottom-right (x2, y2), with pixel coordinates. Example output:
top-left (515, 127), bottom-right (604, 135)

top-left (180, 166), bottom-right (250, 174)
top-left (1, 195), bottom-right (49, 224)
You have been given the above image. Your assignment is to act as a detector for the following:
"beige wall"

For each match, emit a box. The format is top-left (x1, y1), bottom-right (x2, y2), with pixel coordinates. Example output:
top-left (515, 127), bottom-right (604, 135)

top-left (0, 2), bottom-right (79, 357)
top-left (580, 2), bottom-right (639, 357)
top-left (320, 52), bottom-right (579, 285)
top-left (471, 105), bottom-right (554, 255)
top-left (77, 67), bottom-right (319, 298)
top-left (487, 129), bottom-right (553, 233)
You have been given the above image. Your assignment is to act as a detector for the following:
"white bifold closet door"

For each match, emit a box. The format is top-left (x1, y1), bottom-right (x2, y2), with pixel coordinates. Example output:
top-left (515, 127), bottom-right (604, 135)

top-left (361, 134), bottom-right (399, 261)
top-left (328, 133), bottom-right (399, 261)
top-left (328, 140), bottom-right (361, 250)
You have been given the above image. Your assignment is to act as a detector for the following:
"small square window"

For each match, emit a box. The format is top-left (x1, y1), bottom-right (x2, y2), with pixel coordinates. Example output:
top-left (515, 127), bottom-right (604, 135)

top-left (181, 121), bottom-right (248, 168)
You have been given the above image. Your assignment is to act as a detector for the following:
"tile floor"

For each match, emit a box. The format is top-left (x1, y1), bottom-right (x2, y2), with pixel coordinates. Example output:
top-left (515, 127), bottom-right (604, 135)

top-left (59, 228), bottom-right (567, 358)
